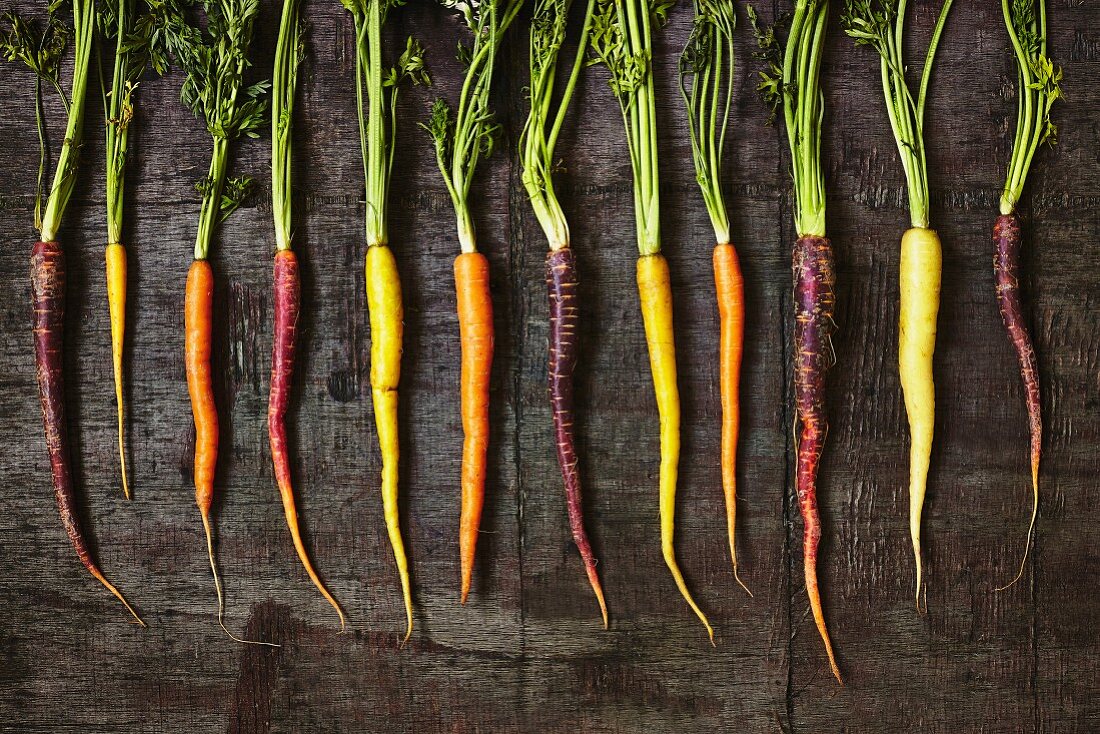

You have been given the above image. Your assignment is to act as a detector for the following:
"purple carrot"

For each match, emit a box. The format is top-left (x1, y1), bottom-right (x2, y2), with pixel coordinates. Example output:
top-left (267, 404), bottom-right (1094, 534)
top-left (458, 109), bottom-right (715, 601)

top-left (31, 240), bottom-right (143, 625)
top-left (268, 249), bottom-right (346, 627)
top-left (993, 213), bottom-right (1041, 590)
top-left (547, 247), bottom-right (608, 627)
top-left (792, 234), bottom-right (841, 684)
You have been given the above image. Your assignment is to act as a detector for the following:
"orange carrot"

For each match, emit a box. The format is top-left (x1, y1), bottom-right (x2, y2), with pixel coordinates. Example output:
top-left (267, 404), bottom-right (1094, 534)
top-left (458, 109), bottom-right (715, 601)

top-left (713, 243), bottom-right (750, 594)
top-left (186, 260), bottom-right (217, 524)
top-left (187, 259), bottom-right (276, 647)
top-left (105, 243), bottom-right (130, 498)
top-left (456, 251), bottom-right (494, 604)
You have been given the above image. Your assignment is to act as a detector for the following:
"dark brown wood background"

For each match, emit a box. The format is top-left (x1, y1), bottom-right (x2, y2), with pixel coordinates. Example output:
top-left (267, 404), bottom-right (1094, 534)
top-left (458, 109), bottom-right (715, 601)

top-left (1, 0), bottom-right (1097, 731)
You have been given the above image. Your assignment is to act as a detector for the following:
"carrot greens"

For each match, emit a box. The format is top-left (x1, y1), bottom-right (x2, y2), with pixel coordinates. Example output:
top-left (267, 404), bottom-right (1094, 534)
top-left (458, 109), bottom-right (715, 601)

top-left (1, 9), bottom-right (69, 230)
top-left (679, 0), bottom-right (735, 246)
top-left (426, 0), bottom-right (523, 252)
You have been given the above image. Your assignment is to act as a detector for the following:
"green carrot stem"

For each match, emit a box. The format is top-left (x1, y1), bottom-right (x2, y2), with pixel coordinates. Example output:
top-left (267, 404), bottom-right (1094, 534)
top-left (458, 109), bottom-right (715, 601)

top-left (272, 0), bottom-right (302, 252)
top-left (40, 0), bottom-right (95, 242)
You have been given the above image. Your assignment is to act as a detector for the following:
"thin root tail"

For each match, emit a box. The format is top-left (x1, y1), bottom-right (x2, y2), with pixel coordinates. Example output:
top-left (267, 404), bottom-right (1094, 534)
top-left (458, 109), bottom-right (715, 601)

top-left (201, 511), bottom-right (279, 647)
top-left (89, 567), bottom-right (145, 627)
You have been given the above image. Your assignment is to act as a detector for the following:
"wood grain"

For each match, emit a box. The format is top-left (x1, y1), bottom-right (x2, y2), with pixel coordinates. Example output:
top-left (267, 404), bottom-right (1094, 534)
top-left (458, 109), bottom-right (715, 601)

top-left (0, 1), bottom-right (1097, 731)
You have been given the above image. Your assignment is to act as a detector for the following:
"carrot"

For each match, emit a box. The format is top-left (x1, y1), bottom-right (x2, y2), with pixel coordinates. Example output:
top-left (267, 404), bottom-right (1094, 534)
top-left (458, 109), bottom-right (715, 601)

top-left (591, 0), bottom-right (713, 640)
top-left (713, 244), bottom-right (748, 593)
top-left (162, 0), bottom-right (273, 644)
top-left (341, 0), bottom-right (427, 639)
top-left (638, 254), bottom-right (714, 642)
top-left (33, 242), bottom-right (144, 626)
top-left (425, 0), bottom-right (521, 603)
top-left (993, 214), bottom-right (1040, 590)
top-left (105, 245), bottom-right (129, 498)
top-left (680, 0), bottom-right (750, 594)
top-left (520, 0), bottom-right (607, 625)
top-left (792, 234), bottom-right (841, 684)
top-left (366, 243), bottom-right (412, 638)
top-left (269, 252), bottom-right (347, 627)
top-left (185, 260), bottom-right (217, 547)
top-left (844, 0), bottom-right (954, 608)
top-left (268, 0), bottom-right (346, 629)
top-left (752, 0), bottom-right (841, 682)
top-left (5, 0), bottom-right (142, 622)
top-left (898, 227), bottom-right (941, 606)
top-left (994, 0), bottom-right (1061, 590)
top-left (185, 260), bottom-right (276, 646)
top-left (546, 250), bottom-right (607, 625)
top-left (454, 252), bottom-right (494, 605)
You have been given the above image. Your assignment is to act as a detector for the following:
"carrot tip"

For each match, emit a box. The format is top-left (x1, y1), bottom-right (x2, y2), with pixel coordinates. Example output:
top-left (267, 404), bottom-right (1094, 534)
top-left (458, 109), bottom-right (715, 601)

top-left (89, 568), bottom-right (145, 627)
top-left (592, 581), bottom-right (609, 629)
top-left (998, 460), bottom-right (1040, 593)
top-left (732, 567), bottom-right (753, 598)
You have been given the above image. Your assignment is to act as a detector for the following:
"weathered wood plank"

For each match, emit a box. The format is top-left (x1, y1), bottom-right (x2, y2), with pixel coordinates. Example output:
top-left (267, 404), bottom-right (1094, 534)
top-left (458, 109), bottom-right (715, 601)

top-left (0, 0), bottom-right (1097, 731)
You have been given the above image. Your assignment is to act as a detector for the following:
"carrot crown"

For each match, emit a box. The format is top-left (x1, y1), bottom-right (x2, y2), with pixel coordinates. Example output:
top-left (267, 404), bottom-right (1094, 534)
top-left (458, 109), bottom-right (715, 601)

top-left (1, 9), bottom-right (70, 233)
top-left (155, 0), bottom-right (268, 260)
top-left (40, 0), bottom-right (95, 242)
top-left (751, 0), bottom-right (828, 239)
top-left (272, 0), bottom-right (303, 252)
top-left (340, 0), bottom-right (428, 248)
top-left (590, 0), bottom-right (674, 257)
top-left (679, 0), bottom-right (736, 245)
top-left (98, 0), bottom-right (167, 246)
top-left (843, 0), bottom-right (954, 230)
top-left (1000, 0), bottom-right (1062, 216)
top-left (2, 0), bottom-right (96, 241)
top-left (424, 0), bottom-right (523, 254)
top-left (519, 0), bottom-right (597, 251)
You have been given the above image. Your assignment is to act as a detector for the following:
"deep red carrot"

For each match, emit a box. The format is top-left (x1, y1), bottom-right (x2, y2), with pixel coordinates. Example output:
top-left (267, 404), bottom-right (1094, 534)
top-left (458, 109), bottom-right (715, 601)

top-left (793, 234), bottom-right (841, 685)
top-left (521, 0), bottom-right (606, 624)
top-left (547, 248), bottom-right (608, 627)
top-left (993, 213), bottom-right (1041, 588)
top-left (993, 215), bottom-right (1040, 476)
top-left (32, 241), bottom-right (144, 625)
top-left (269, 250), bottom-right (346, 627)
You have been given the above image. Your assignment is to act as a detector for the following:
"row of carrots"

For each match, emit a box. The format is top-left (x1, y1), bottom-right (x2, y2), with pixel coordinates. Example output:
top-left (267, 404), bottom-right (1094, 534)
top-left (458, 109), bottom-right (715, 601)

top-left (5, 0), bottom-right (1058, 683)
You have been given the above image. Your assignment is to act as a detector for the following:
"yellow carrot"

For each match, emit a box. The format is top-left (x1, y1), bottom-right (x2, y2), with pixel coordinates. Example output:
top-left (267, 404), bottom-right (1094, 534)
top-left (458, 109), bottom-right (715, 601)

top-left (637, 253), bottom-right (714, 642)
top-left (366, 243), bottom-right (412, 641)
top-left (105, 243), bottom-right (129, 499)
top-left (899, 226), bottom-right (941, 607)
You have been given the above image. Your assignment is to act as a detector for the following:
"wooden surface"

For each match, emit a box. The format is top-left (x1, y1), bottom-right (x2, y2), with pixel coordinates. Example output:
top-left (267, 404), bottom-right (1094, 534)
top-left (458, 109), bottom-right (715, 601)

top-left (1, 1), bottom-right (1097, 731)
